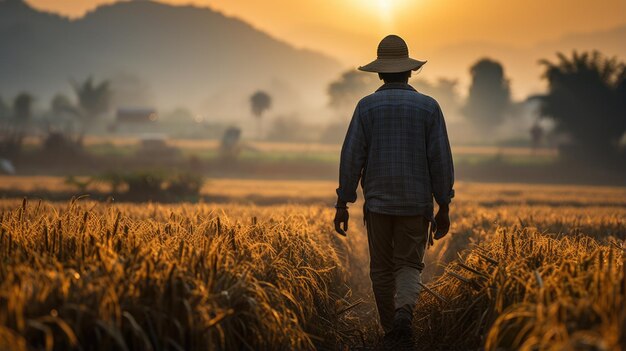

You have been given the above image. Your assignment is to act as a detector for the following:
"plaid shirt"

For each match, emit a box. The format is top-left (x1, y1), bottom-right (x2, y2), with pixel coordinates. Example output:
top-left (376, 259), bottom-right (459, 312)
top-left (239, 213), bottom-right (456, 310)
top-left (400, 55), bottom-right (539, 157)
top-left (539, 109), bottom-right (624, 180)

top-left (336, 82), bottom-right (455, 217)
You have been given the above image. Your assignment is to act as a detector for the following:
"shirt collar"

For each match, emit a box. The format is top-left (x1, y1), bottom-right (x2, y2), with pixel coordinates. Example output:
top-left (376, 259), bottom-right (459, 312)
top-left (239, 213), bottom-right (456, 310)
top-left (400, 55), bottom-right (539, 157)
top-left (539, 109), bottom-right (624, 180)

top-left (376, 82), bottom-right (417, 92)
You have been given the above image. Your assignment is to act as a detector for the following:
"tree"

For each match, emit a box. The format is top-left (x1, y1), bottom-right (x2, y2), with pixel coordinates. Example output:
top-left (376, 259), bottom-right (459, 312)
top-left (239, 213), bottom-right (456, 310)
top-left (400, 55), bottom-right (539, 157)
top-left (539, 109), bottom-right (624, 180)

top-left (51, 94), bottom-right (76, 117)
top-left (0, 93), bottom-right (32, 159)
top-left (250, 90), bottom-right (271, 118)
top-left (327, 70), bottom-right (378, 115)
top-left (250, 90), bottom-right (271, 139)
top-left (322, 70), bottom-right (379, 143)
top-left (0, 96), bottom-right (9, 119)
top-left (463, 58), bottom-right (511, 129)
top-left (71, 76), bottom-right (112, 130)
top-left (539, 51), bottom-right (626, 162)
top-left (13, 93), bottom-right (33, 124)
top-left (413, 77), bottom-right (461, 115)
top-left (46, 94), bottom-right (83, 153)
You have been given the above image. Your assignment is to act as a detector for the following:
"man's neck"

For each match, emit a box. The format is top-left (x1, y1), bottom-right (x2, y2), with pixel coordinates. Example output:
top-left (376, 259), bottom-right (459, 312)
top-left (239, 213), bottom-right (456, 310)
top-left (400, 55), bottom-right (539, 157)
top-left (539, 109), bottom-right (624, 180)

top-left (382, 80), bottom-right (409, 84)
top-left (376, 82), bottom-right (416, 92)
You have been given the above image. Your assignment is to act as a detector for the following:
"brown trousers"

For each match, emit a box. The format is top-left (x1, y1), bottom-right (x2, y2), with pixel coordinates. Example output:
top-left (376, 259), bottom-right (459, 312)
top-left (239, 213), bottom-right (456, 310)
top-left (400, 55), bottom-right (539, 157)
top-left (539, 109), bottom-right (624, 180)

top-left (365, 210), bottom-right (429, 332)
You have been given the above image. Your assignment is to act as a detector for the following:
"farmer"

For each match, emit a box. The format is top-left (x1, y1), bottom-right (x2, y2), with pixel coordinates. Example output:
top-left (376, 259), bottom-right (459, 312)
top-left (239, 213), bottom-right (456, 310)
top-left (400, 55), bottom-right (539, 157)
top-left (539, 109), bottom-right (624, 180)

top-left (333, 35), bottom-right (455, 347)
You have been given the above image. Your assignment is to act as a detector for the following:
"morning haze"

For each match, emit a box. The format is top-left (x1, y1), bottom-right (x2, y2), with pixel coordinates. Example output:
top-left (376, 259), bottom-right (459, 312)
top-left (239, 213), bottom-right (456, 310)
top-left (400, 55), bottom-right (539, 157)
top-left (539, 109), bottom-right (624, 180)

top-left (2, 0), bottom-right (341, 123)
top-left (25, 0), bottom-right (626, 98)
top-left (1, 0), bottom-right (625, 350)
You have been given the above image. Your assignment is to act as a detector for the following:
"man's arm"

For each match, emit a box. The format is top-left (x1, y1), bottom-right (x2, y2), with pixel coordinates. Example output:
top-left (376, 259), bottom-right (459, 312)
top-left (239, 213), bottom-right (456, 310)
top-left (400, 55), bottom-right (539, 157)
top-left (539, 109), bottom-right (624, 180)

top-left (427, 102), bottom-right (455, 238)
top-left (334, 104), bottom-right (367, 235)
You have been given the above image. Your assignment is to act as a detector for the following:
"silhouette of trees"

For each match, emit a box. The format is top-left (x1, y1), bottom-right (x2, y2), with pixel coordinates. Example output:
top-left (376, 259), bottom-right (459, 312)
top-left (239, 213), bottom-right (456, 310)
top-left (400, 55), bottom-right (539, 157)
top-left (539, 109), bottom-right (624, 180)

top-left (0, 97), bottom-right (9, 119)
top-left (327, 70), bottom-right (377, 115)
top-left (250, 90), bottom-right (271, 118)
top-left (46, 94), bottom-right (84, 154)
top-left (71, 76), bottom-right (112, 130)
top-left (51, 94), bottom-right (76, 118)
top-left (0, 92), bottom-right (33, 159)
top-left (538, 51), bottom-right (626, 162)
top-left (413, 78), bottom-right (461, 115)
top-left (463, 58), bottom-right (511, 130)
top-left (250, 90), bottom-right (271, 139)
top-left (13, 93), bottom-right (33, 125)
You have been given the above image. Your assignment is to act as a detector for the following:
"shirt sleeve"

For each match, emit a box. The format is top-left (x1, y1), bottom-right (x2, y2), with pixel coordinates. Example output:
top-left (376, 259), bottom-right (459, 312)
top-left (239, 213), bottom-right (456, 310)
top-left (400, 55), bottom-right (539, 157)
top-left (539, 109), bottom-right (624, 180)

top-left (427, 102), bottom-right (455, 205)
top-left (336, 104), bottom-right (367, 204)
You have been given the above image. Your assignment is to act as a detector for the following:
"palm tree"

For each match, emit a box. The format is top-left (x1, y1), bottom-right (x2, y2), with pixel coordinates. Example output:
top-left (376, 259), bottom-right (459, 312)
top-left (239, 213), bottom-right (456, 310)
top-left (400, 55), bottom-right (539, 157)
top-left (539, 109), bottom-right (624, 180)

top-left (538, 51), bottom-right (626, 161)
top-left (250, 91), bottom-right (271, 139)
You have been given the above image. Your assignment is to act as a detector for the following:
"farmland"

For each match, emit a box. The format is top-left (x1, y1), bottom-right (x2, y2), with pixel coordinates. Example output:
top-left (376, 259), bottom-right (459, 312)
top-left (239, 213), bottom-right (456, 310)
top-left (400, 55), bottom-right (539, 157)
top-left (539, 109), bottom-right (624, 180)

top-left (2, 1), bottom-right (625, 350)
top-left (0, 181), bottom-right (625, 350)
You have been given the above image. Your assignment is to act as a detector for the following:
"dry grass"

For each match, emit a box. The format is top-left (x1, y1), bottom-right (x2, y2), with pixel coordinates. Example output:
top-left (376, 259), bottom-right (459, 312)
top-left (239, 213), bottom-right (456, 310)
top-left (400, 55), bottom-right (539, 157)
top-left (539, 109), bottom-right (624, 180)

top-left (0, 181), bottom-right (625, 350)
top-left (0, 199), bottom-right (359, 350)
top-left (414, 228), bottom-right (625, 350)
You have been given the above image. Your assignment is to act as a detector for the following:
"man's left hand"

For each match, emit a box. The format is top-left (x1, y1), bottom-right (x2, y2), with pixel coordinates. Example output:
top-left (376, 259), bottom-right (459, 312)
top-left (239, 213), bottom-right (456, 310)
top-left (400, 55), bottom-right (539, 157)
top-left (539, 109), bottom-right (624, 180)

top-left (434, 205), bottom-right (450, 240)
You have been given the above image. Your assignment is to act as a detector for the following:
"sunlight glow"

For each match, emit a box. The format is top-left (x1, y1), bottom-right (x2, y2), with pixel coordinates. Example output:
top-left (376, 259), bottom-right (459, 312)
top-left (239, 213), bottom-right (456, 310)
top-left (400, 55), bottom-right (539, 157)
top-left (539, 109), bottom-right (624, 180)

top-left (378, 0), bottom-right (392, 13)
top-left (357, 0), bottom-right (402, 29)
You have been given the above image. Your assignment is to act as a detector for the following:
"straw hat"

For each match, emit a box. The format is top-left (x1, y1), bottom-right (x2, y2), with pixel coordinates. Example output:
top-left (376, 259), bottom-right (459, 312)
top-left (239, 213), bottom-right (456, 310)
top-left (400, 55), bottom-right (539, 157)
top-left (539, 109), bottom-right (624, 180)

top-left (358, 35), bottom-right (427, 73)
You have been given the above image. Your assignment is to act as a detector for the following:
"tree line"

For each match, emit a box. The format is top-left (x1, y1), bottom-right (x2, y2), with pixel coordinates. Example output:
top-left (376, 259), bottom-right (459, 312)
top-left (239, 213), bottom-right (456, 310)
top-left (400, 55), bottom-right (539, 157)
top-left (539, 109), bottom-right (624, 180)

top-left (327, 50), bottom-right (626, 165)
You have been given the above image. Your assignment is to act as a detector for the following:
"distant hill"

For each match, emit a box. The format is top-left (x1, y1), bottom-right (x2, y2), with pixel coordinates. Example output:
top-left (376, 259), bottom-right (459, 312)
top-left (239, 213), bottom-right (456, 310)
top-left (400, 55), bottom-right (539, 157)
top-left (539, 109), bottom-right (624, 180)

top-left (0, 0), bottom-right (343, 118)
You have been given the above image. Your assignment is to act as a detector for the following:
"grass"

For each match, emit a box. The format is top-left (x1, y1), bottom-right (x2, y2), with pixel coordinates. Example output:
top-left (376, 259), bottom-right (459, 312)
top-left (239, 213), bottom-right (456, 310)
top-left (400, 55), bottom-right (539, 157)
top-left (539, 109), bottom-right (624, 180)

top-left (0, 181), bottom-right (624, 349)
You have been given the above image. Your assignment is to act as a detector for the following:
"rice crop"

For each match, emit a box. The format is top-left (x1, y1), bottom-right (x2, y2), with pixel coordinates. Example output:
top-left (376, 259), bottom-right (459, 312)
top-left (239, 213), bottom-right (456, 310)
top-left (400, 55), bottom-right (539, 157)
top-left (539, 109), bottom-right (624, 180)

top-left (0, 199), bottom-right (356, 350)
top-left (0, 181), bottom-right (624, 350)
top-left (414, 227), bottom-right (625, 350)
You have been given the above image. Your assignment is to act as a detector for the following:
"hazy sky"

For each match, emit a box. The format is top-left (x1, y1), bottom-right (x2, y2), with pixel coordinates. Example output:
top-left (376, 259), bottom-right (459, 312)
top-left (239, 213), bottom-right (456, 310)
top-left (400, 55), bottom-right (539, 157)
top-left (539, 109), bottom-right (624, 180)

top-left (26, 0), bottom-right (626, 62)
top-left (23, 0), bottom-right (626, 99)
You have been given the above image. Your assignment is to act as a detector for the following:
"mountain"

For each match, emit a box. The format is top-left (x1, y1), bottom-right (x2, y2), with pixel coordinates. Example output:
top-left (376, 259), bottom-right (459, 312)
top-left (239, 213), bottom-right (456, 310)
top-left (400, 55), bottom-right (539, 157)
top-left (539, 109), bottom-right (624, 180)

top-left (0, 0), bottom-right (343, 118)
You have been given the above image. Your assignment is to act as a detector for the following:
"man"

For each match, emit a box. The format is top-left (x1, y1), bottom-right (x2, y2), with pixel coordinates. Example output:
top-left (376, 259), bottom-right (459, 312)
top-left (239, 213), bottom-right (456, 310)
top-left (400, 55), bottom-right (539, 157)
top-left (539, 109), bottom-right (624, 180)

top-left (333, 35), bottom-right (454, 346)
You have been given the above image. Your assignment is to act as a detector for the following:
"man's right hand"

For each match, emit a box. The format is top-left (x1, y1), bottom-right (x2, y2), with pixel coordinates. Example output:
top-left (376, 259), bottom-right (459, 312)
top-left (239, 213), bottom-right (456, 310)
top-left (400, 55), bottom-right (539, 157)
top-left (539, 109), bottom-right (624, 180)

top-left (334, 207), bottom-right (349, 236)
top-left (434, 204), bottom-right (450, 240)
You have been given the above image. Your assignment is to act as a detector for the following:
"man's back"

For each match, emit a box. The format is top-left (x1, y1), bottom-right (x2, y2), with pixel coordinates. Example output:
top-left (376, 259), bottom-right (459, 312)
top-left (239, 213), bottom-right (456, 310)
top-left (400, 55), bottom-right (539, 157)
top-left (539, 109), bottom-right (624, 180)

top-left (336, 82), bottom-right (454, 218)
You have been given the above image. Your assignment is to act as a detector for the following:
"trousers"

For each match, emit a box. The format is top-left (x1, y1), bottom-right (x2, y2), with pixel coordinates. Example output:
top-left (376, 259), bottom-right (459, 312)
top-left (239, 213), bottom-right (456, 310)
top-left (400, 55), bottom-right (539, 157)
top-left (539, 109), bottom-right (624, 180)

top-left (365, 210), bottom-right (429, 332)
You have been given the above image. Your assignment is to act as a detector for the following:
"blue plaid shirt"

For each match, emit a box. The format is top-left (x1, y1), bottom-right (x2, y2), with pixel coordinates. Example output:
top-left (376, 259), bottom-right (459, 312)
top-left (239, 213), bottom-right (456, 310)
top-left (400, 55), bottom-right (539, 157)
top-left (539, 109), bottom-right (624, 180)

top-left (336, 82), bottom-right (455, 217)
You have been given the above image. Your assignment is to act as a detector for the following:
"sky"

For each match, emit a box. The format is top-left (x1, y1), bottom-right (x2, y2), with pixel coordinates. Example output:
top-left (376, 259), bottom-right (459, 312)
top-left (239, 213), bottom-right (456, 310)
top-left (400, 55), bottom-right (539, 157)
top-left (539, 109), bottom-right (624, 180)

top-left (23, 0), bottom-right (626, 97)
top-left (26, 0), bottom-right (626, 59)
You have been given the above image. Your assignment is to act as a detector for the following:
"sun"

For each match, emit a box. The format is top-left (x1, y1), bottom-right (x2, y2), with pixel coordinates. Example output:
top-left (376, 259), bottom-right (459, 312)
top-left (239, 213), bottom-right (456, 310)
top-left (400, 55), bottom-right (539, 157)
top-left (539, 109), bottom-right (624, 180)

top-left (361, 0), bottom-right (393, 15)
top-left (359, 0), bottom-right (406, 14)
top-left (376, 0), bottom-right (393, 12)
top-left (357, 0), bottom-right (406, 27)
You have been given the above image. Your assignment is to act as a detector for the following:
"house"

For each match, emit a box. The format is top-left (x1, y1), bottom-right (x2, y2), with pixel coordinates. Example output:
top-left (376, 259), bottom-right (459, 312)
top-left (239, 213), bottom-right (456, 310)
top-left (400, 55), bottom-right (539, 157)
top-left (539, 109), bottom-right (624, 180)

top-left (116, 108), bottom-right (158, 124)
top-left (111, 108), bottom-right (158, 134)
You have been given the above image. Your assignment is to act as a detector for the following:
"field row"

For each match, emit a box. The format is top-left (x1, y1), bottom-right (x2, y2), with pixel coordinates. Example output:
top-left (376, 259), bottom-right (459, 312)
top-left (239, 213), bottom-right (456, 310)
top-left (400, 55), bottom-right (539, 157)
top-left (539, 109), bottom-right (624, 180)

top-left (1, 177), bottom-right (625, 207)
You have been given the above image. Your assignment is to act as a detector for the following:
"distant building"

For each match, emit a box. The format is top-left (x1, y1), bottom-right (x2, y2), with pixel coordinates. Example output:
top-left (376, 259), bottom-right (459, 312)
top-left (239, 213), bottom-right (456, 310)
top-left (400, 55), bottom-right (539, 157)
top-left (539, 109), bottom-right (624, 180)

top-left (116, 108), bottom-right (158, 124)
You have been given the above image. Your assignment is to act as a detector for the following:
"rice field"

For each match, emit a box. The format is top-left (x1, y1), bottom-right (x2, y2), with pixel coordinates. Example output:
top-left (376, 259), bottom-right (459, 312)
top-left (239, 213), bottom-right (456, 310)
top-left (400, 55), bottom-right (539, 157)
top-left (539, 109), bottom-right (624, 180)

top-left (0, 181), bottom-right (624, 350)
